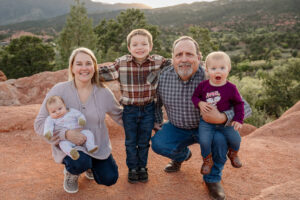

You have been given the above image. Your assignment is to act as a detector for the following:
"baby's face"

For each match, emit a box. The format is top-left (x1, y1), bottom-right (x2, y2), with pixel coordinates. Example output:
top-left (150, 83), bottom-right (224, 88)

top-left (206, 59), bottom-right (230, 86)
top-left (48, 100), bottom-right (67, 119)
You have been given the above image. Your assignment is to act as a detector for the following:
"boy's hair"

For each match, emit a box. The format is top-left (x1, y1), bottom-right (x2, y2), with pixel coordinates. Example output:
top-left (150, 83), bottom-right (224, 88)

top-left (172, 36), bottom-right (202, 59)
top-left (205, 51), bottom-right (232, 71)
top-left (46, 96), bottom-right (65, 111)
top-left (127, 29), bottom-right (153, 47)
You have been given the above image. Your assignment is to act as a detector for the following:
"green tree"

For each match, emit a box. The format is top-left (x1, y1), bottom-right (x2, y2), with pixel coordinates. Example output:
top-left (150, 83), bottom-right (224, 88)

top-left (188, 26), bottom-right (218, 59)
top-left (94, 9), bottom-right (161, 62)
top-left (0, 36), bottom-right (55, 79)
top-left (57, 0), bottom-right (97, 68)
top-left (257, 58), bottom-right (300, 117)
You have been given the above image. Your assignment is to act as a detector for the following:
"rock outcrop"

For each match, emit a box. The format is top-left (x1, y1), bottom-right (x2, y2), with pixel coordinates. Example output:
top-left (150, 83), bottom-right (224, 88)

top-left (0, 70), bottom-right (7, 81)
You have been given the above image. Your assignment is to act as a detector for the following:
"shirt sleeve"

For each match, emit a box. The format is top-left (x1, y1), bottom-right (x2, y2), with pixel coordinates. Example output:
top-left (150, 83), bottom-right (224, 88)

top-left (191, 83), bottom-right (202, 109)
top-left (43, 116), bottom-right (55, 136)
top-left (223, 96), bottom-right (252, 126)
top-left (231, 86), bottom-right (245, 124)
top-left (98, 60), bottom-right (120, 81)
top-left (154, 82), bottom-right (164, 124)
top-left (105, 88), bottom-right (123, 126)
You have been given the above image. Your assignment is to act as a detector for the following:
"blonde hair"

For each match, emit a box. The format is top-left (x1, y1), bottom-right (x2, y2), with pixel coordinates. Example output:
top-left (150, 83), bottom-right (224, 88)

top-left (68, 47), bottom-right (104, 87)
top-left (127, 29), bottom-right (153, 47)
top-left (205, 51), bottom-right (232, 71)
top-left (172, 36), bottom-right (202, 59)
top-left (46, 96), bottom-right (65, 111)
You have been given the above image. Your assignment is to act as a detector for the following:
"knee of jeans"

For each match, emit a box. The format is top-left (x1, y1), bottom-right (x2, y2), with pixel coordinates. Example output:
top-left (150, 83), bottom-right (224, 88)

top-left (65, 152), bottom-right (92, 174)
top-left (95, 172), bottom-right (119, 186)
top-left (151, 137), bottom-right (163, 154)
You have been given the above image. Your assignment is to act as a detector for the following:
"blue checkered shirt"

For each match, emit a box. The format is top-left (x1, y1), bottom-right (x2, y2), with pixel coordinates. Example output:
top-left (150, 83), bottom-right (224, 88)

top-left (155, 65), bottom-right (252, 129)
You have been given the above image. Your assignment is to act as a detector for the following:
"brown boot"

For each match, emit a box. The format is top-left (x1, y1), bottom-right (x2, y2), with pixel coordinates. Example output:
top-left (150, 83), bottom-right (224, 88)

top-left (201, 153), bottom-right (213, 175)
top-left (227, 148), bottom-right (242, 168)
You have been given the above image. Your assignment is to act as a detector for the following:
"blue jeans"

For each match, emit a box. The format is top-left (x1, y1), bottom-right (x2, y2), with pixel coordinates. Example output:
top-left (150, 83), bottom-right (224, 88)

top-left (63, 151), bottom-right (118, 186)
top-left (199, 118), bottom-right (241, 158)
top-left (122, 102), bottom-right (155, 169)
top-left (151, 122), bottom-right (228, 183)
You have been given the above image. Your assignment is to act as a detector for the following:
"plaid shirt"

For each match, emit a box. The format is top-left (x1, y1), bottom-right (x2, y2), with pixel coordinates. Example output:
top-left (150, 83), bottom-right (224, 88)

top-left (98, 54), bottom-right (167, 106)
top-left (155, 66), bottom-right (252, 129)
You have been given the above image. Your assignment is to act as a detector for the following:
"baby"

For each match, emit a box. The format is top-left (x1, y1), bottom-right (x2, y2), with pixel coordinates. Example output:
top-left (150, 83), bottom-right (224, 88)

top-left (192, 51), bottom-right (244, 175)
top-left (44, 96), bottom-right (98, 160)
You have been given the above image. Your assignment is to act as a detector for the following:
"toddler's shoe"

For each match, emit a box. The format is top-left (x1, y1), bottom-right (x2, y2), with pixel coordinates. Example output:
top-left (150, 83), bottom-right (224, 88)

top-left (70, 148), bottom-right (80, 160)
top-left (201, 153), bottom-right (213, 175)
top-left (138, 167), bottom-right (148, 183)
top-left (128, 168), bottom-right (139, 184)
top-left (44, 131), bottom-right (52, 141)
top-left (227, 148), bottom-right (242, 168)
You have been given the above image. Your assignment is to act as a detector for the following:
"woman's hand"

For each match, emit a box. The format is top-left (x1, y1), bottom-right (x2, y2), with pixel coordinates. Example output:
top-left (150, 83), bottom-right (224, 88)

top-left (65, 129), bottom-right (86, 146)
top-left (49, 135), bottom-right (60, 146)
top-left (202, 106), bottom-right (227, 124)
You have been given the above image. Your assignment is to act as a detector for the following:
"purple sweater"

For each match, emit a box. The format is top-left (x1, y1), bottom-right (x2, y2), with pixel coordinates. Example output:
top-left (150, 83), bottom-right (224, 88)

top-left (192, 80), bottom-right (244, 123)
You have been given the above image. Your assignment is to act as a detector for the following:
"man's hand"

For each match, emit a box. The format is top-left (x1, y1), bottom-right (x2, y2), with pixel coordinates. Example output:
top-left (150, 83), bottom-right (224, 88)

top-left (232, 121), bottom-right (242, 131)
top-left (153, 123), bottom-right (162, 133)
top-left (65, 129), bottom-right (86, 146)
top-left (199, 101), bottom-right (213, 113)
top-left (202, 106), bottom-right (227, 124)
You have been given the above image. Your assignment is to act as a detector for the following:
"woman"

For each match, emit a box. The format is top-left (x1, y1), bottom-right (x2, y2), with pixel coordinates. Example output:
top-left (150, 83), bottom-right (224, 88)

top-left (34, 47), bottom-right (123, 193)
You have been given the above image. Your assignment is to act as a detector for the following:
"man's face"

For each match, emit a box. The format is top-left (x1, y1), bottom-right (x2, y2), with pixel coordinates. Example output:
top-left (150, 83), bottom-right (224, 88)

top-left (172, 40), bottom-right (201, 81)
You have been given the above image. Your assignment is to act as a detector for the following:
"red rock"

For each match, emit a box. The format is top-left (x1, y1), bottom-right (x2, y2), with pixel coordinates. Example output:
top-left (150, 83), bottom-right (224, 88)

top-left (0, 70), bottom-right (7, 81)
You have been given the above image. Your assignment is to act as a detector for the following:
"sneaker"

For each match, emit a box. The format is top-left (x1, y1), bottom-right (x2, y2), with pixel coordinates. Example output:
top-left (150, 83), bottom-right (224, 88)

top-left (138, 167), bottom-right (148, 183)
top-left (63, 168), bottom-right (79, 193)
top-left (128, 169), bottom-right (139, 184)
top-left (70, 148), bottom-right (80, 160)
top-left (85, 169), bottom-right (94, 180)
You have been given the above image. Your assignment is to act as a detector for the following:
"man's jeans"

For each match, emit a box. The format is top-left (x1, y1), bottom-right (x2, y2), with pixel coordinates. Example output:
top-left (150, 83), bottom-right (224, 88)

top-left (199, 118), bottom-right (241, 158)
top-left (63, 152), bottom-right (118, 186)
top-left (122, 102), bottom-right (155, 169)
top-left (151, 122), bottom-right (228, 183)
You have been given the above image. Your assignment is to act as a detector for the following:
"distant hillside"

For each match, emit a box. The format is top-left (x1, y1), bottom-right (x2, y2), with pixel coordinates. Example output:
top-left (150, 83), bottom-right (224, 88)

top-left (0, 0), bottom-right (151, 25)
top-left (0, 0), bottom-right (299, 34)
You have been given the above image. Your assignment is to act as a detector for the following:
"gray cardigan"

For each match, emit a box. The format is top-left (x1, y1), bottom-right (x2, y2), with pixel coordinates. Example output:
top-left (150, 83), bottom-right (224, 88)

top-left (34, 81), bottom-right (123, 163)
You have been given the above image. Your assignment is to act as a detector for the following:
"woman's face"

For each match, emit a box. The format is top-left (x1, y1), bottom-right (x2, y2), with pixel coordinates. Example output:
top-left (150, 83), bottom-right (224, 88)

top-left (71, 52), bottom-right (95, 84)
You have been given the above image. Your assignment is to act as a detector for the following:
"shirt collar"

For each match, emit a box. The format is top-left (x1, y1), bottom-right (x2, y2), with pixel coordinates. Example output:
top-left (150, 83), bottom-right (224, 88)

top-left (128, 54), bottom-right (152, 63)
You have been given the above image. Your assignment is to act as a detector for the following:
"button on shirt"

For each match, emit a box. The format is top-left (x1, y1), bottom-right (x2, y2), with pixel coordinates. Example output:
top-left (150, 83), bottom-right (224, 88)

top-left (155, 66), bottom-right (252, 130)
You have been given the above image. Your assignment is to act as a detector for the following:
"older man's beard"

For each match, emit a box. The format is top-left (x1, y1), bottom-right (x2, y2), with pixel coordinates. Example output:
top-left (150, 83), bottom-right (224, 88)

top-left (177, 62), bottom-right (193, 78)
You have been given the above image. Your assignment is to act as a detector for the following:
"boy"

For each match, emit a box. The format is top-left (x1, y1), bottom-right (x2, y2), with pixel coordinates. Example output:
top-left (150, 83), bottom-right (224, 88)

top-left (191, 51), bottom-right (244, 175)
top-left (99, 29), bottom-right (168, 183)
top-left (44, 96), bottom-right (98, 160)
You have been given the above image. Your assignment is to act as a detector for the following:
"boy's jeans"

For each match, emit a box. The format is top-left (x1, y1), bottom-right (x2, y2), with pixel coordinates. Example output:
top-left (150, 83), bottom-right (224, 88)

top-left (151, 122), bottom-right (228, 183)
top-left (199, 118), bottom-right (241, 158)
top-left (122, 102), bottom-right (155, 169)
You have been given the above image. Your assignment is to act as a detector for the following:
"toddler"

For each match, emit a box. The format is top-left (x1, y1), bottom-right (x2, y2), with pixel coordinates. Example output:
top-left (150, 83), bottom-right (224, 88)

top-left (44, 96), bottom-right (98, 160)
top-left (192, 51), bottom-right (244, 175)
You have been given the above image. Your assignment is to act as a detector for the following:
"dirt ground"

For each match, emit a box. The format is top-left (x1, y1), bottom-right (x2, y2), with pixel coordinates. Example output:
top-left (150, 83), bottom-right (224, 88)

top-left (1, 105), bottom-right (300, 200)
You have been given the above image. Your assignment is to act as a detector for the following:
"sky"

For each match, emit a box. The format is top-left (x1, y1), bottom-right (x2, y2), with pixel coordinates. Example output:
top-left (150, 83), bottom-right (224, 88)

top-left (93, 0), bottom-right (215, 8)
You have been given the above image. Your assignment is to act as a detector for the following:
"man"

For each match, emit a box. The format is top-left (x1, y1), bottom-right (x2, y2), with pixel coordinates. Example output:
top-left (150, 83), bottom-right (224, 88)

top-left (151, 36), bottom-right (251, 200)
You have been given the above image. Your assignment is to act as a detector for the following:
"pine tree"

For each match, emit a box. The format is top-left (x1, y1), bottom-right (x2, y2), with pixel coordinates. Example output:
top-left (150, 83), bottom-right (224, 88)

top-left (57, 0), bottom-right (97, 68)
